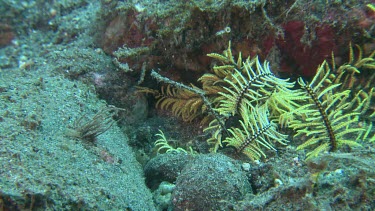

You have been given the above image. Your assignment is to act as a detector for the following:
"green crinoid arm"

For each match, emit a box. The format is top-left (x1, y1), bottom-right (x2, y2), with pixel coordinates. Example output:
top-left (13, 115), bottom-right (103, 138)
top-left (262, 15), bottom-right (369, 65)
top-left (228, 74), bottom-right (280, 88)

top-left (291, 60), bottom-right (363, 160)
top-left (217, 57), bottom-right (294, 116)
top-left (224, 104), bottom-right (288, 161)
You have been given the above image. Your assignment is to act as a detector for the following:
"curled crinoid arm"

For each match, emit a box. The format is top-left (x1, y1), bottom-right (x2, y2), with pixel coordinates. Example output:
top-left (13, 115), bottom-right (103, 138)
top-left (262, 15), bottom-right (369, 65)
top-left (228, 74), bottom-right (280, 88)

top-left (154, 130), bottom-right (196, 154)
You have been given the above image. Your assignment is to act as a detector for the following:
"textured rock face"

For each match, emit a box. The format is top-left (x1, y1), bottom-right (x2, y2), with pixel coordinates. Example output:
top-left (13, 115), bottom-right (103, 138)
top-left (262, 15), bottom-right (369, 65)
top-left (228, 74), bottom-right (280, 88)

top-left (0, 1), bottom-right (156, 210)
top-left (170, 154), bottom-right (252, 211)
top-left (99, 1), bottom-right (374, 81)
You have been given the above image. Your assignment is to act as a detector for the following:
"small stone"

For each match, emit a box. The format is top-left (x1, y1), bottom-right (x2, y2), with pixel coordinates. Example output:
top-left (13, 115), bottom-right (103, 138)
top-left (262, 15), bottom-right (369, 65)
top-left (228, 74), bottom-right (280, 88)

top-left (242, 163), bottom-right (251, 171)
top-left (274, 179), bottom-right (283, 187)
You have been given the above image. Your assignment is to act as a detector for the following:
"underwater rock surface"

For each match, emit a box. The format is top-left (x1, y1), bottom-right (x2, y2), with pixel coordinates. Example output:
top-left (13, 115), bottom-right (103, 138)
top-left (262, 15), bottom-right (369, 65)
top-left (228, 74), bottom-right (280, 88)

top-left (171, 154), bottom-right (252, 210)
top-left (0, 1), bottom-right (155, 210)
top-left (0, 0), bottom-right (375, 210)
